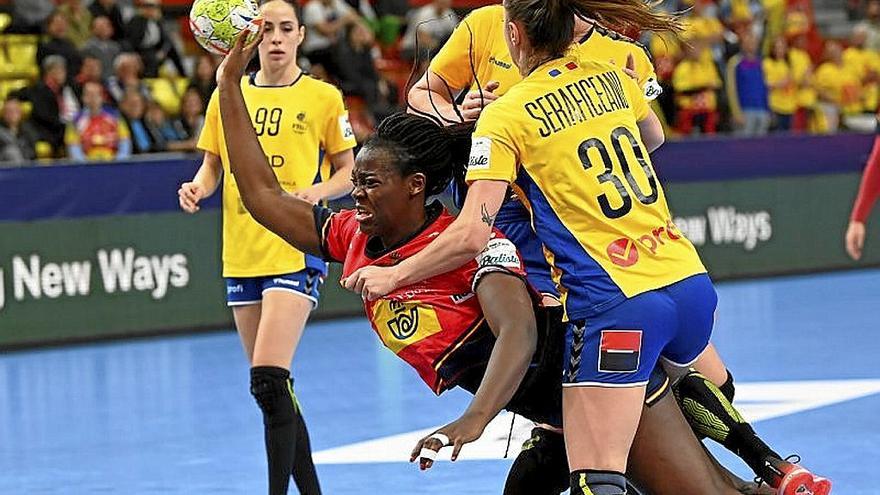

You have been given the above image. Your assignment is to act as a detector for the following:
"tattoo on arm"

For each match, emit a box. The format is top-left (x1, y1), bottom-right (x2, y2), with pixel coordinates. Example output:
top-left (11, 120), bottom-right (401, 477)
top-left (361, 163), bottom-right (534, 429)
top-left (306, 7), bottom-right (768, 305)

top-left (480, 203), bottom-right (498, 228)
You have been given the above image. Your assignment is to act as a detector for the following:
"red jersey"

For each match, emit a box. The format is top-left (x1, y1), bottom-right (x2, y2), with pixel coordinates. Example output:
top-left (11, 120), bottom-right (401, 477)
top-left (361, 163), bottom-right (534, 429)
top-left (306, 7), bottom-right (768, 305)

top-left (318, 201), bottom-right (528, 394)
top-left (851, 134), bottom-right (880, 223)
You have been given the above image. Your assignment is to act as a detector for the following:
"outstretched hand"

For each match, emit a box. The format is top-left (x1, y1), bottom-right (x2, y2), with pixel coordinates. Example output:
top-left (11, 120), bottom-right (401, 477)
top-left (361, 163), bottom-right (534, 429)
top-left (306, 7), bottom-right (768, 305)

top-left (409, 413), bottom-right (489, 470)
top-left (216, 26), bottom-right (264, 87)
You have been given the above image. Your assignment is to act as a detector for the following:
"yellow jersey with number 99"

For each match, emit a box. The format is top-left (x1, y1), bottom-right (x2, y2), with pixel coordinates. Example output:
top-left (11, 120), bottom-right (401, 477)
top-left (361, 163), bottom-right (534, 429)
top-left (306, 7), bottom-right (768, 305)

top-left (198, 73), bottom-right (357, 277)
top-left (466, 56), bottom-right (705, 320)
top-left (429, 4), bottom-right (662, 101)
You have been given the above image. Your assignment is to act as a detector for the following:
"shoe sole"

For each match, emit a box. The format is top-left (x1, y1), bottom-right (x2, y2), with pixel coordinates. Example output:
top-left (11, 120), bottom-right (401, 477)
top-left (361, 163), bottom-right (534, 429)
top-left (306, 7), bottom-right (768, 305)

top-left (778, 469), bottom-right (833, 495)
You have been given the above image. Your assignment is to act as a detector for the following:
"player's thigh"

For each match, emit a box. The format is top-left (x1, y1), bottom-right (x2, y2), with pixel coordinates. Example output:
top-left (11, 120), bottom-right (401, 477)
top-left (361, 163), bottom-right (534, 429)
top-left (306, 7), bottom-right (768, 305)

top-left (228, 277), bottom-right (264, 363)
top-left (691, 342), bottom-right (729, 385)
top-left (628, 392), bottom-right (740, 495)
top-left (252, 271), bottom-right (323, 368)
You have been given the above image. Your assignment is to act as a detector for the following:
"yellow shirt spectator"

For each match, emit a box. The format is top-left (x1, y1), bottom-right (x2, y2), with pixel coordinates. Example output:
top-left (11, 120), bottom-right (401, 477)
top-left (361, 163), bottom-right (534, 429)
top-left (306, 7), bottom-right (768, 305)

top-left (763, 58), bottom-right (797, 115)
top-left (789, 47), bottom-right (817, 108)
top-left (673, 58), bottom-right (721, 111)
top-left (815, 61), bottom-right (863, 115)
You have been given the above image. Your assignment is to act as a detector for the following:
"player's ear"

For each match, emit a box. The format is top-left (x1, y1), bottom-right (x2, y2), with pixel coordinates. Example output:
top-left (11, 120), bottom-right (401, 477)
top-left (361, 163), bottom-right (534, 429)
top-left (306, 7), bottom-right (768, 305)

top-left (408, 173), bottom-right (426, 198)
top-left (297, 25), bottom-right (305, 46)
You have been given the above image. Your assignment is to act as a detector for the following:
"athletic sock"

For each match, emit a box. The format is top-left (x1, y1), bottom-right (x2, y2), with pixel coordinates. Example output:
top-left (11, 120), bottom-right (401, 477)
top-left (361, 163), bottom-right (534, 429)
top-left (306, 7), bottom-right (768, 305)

top-left (291, 393), bottom-right (322, 495)
top-left (674, 370), bottom-right (783, 484)
top-left (251, 366), bottom-right (297, 495)
top-left (503, 427), bottom-right (569, 495)
top-left (569, 470), bottom-right (627, 495)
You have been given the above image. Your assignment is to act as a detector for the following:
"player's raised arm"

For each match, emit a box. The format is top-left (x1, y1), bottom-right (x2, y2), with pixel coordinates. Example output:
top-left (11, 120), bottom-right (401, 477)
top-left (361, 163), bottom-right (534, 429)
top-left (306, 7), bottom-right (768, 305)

top-left (216, 31), bottom-right (323, 257)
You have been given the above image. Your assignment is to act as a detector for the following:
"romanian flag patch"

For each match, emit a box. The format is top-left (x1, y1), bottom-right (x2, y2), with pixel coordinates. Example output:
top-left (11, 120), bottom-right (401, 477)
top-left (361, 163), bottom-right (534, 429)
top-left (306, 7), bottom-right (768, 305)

top-left (598, 330), bottom-right (642, 373)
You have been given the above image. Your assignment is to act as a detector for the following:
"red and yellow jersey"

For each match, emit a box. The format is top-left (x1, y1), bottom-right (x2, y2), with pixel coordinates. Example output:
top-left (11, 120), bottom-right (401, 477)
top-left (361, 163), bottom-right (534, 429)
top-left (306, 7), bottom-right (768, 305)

top-left (319, 202), bottom-right (528, 393)
top-left (65, 108), bottom-right (130, 160)
top-left (429, 4), bottom-right (661, 100)
top-left (466, 56), bottom-right (705, 320)
top-left (198, 72), bottom-right (357, 277)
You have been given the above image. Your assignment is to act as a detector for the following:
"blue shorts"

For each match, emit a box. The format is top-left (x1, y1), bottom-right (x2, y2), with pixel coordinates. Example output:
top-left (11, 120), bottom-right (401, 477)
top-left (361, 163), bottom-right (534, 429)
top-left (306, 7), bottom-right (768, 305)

top-left (225, 269), bottom-right (324, 309)
top-left (563, 273), bottom-right (716, 387)
top-left (495, 203), bottom-right (560, 299)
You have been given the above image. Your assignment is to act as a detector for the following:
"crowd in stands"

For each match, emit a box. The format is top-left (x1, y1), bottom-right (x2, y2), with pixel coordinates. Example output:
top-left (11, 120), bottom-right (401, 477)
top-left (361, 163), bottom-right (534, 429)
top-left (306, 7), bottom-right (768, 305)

top-left (0, 0), bottom-right (878, 166)
top-left (649, 0), bottom-right (880, 136)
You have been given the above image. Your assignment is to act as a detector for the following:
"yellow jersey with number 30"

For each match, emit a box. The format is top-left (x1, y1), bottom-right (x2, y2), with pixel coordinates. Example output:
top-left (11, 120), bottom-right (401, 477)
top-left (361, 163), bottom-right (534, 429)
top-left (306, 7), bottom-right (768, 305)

top-left (466, 56), bottom-right (705, 320)
top-left (198, 73), bottom-right (357, 277)
top-left (430, 4), bottom-right (661, 100)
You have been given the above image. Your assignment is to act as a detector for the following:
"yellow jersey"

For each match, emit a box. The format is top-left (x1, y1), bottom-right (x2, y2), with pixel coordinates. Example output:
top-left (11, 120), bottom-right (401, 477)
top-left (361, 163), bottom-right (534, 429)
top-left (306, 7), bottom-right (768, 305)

top-left (815, 62), bottom-right (863, 115)
top-left (466, 56), bottom-right (705, 319)
top-left (672, 58), bottom-right (721, 111)
top-left (763, 58), bottom-right (797, 115)
top-left (843, 47), bottom-right (880, 111)
top-left (788, 48), bottom-right (817, 108)
top-left (429, 4), bottom-right (661, 101)
top-left (198, 73), bottom-right (357, 277)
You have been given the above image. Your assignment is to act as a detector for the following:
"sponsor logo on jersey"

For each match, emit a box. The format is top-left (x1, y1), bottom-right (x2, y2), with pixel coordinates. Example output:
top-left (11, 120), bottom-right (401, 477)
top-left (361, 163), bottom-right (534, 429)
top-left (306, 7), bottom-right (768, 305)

top-left (606, 238), bottom-right (639, 267)
top-left (387, 299), bottom-right (419, 340)
top-left (488, 56), bottom-right (512, 70)
top-left (272, 278), bottom-right (300, 287)
top-left (598, 330), bottom-right (642, 373)
top-left (468, 137), bottom-right (492, 170)
top-left (340, 114), bottom-right (355, 140)
top-left (643, 78), bottom-right (663, 101)
top-left (450, 292), bottom-right (475, 305)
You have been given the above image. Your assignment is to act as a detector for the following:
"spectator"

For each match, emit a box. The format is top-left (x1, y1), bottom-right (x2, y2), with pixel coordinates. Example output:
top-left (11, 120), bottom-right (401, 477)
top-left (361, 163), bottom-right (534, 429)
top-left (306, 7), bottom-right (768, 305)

top-left (400, 0), bottom-right (458, 62)
top-left (682, 0), bottom-right (725, 65)
top-left (843, 25), bottom-right (880, 113)
top-left (335, 22), bottom-right (393, 122)
top-left (764, 37), bottom-right (796, 131)
top-left (815, 41), bottom-right (861, 132)
top-left (72, 55), bottom-right (109, 104)
top-left (302, 0), bottom-right (360, 75)
top-left (126, 0), bottom-right (186, 77)
top-left (82, 16), bottom-right (124, 81)
top-left (143, 100), bottom-right (182, 152)
top-left (673, 42), bottom-right (722, 135)
top-left (7, 0), bottom-right (54, 35)
top-left (65, 80), bottom-right (131, 162)
top-left (106, 53), bottom-right (151, 106)
top-left (188, 54), bottom-right (218, 107)
top-left (119, 89), bottom-right (155, 154)
top-left (56, 0), bottom-right (93, 48)
top-left (0, 98), bottom-right (39, 164)
top-left (12, 55), bottom-right (79, 156)
top-left (174, 88), bottom-right (205, 147)
top-left (88, 0), bottom-right (128, 42)
top-left (726, 31), bottom-right (770, 136)
top-left (37, 10), bottom-right (83, 81)
top-left (856, 0), bottom-right (880, 50)
top-left (372, 0), bottom-right (409, 46)
top-left (788, 33), bottom-right (817, 132)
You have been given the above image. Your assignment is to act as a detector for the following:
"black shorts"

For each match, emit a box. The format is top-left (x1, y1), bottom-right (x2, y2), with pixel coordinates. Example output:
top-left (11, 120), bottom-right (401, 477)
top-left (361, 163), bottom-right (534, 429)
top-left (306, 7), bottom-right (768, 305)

top-left (455, 306), bottom-right (671, 428)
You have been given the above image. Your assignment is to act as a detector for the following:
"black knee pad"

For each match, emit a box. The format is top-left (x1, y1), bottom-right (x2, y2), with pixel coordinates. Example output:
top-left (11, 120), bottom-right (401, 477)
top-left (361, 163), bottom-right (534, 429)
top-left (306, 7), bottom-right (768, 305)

top-left (504, 428), bottom-right (569, 495)
top-left (719, 369), bottom-right (735, 402)
top-left (250, 366), bottom-right (295, 427)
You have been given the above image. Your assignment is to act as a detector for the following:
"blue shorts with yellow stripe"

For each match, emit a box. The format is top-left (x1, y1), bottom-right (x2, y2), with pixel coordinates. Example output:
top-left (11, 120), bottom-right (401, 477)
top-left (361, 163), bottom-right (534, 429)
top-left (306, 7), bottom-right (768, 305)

top-left (225, 268), bottom-right (325, 309)
top-left (563, 273), bottom-right (716, 388)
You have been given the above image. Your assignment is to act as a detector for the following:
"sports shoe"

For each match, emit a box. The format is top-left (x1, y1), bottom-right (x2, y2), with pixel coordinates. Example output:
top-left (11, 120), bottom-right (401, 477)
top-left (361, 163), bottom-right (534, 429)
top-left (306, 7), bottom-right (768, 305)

top-left (768, 456), bottom-right (832, 495)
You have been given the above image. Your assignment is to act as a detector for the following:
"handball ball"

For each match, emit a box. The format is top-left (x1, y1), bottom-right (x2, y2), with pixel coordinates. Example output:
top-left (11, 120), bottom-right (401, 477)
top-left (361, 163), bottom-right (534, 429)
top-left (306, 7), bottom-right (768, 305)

top-left (190, 0), bottom-right (262, 55)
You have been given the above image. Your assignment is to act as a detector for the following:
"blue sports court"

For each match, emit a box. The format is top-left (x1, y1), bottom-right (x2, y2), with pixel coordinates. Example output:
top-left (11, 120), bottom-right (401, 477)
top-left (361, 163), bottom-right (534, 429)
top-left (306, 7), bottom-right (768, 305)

top-left (2, 268), bottom-right (878, 494)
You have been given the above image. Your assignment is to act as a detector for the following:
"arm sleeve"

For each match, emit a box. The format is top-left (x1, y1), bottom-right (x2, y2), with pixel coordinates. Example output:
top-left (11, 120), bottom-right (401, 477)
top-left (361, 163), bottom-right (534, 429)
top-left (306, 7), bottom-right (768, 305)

top-left (465, 104), bottom-right (519, 184)
top-left (851, 135), bottom-right (880, 223)
top-left (429, 10), bottom-right (482, 90)
top-left (197, 90), bottom-right (221, 155)
top-left (315, 206), bottom-right (358, 262)
top-left (322, 89), bottom-right (357, 155)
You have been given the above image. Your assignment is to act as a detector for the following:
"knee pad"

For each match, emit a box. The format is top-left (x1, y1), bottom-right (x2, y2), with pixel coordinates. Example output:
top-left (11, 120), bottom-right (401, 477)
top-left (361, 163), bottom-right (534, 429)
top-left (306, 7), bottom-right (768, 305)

top-left (250, 366), bottom-right (296, 427)
top-left (505, 428), bottom-right (569, 495)
top-left (719, 369), bottom-right (735, 402)
top-left (569, 470), bottom-right (627, 495)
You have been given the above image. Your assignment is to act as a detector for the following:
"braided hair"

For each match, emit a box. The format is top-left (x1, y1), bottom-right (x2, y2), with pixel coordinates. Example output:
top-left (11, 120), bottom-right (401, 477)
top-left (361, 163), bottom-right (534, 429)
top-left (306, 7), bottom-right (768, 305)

top-left (362, 113), bottom-right (475, 198)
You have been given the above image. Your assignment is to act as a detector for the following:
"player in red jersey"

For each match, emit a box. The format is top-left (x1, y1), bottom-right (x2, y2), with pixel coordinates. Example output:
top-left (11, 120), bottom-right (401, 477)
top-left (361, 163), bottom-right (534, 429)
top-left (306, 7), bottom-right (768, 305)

top-left (846, 128), bottom-right (880, 260)
top-left (210, 31), bottom-right (782, 495)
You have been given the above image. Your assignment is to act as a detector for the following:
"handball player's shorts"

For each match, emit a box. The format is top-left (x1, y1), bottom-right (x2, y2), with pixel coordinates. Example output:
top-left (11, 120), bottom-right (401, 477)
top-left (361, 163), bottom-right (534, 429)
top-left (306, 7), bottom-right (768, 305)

top-left (456, 307), bottom-right (673, 429)
top-left (225, 268), bottom-right (325, 309)
top-left (495, 200), bottom-right (560, 299)
top-left (563, 273), bottom-right (716, 388)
